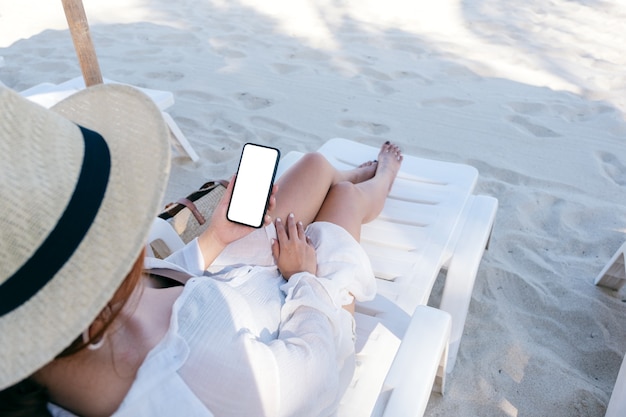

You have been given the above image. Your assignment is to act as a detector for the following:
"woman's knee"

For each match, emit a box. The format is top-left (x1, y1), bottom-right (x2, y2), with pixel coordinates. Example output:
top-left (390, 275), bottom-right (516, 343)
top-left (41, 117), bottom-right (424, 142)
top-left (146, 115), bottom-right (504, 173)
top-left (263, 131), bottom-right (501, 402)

top-left (318, 181), bottom-right (360, 216)
top-left (317, 181), bottom-right (364, 239)
top-left (299, 152), bottom-right (332, 173)
top-left (327, 181), bottom-right (382, 224)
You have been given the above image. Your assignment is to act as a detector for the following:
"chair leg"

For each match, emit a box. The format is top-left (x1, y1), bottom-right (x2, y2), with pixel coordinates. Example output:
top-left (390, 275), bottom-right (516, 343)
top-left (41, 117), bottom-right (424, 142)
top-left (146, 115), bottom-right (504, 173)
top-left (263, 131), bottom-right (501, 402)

top-left (595, 242), bottom-right (626, 290)
top-left (605, 350), bottom-right (626, 417)
top-left (161, 112), bottom-right (199, 162)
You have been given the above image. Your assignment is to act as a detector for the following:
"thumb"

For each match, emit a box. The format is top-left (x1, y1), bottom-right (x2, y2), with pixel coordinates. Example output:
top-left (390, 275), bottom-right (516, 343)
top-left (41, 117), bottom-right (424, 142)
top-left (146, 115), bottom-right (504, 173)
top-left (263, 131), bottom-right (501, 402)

top-left (271, 238), bottom-right (280, 260)
top-left (224, 174), bottom-right (236, 198)
top-left (218, 174), bottom-right (236, 209)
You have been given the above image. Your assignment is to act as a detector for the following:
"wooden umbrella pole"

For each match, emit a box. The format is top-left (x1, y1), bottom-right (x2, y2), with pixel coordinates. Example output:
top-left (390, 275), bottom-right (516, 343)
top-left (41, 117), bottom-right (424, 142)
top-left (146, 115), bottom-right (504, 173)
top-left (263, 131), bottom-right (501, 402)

top-left (61, 0), bottom-right (103, 86)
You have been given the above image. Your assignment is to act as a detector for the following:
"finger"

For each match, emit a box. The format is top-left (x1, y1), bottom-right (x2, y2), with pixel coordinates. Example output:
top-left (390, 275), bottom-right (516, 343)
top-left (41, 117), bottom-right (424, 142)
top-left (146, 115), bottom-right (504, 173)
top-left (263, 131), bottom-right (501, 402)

top-left (297, 220), bottom-right (306, 240)
top-left (226, 174), bottom-right (236, 193)
top-left (287, 213), bottom-right (298, 239)
top-left (265, 185), bottom-right (278, 220)
top-left (275, 217), bottom-right (287, 242)
top-left (264, 213), bottom-right (272, 227)
top-left (267, 194), bottom-right (277, 213)
top-left (220, 174), bottom-right (236, 206)
top-left (211, 175), bottom-right (236, 223)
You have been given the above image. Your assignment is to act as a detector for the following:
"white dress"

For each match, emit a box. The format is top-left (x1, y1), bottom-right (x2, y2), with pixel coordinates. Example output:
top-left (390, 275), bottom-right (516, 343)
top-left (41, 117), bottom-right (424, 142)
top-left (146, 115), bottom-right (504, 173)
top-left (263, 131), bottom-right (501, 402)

top-left (109, 221), bottom-right (376, 417)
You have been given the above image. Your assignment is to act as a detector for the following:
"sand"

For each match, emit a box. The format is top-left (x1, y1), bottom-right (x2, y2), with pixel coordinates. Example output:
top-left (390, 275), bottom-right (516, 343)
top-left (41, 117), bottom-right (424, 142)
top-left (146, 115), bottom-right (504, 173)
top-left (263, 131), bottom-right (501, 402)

top-left (1, 0), bottom-right (626, 415)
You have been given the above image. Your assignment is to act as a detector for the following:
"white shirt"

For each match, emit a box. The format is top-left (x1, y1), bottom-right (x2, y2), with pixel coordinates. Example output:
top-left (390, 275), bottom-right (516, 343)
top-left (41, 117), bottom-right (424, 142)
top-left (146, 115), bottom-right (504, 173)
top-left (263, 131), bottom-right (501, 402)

top-left (111, 221), bottom-right (376, 417)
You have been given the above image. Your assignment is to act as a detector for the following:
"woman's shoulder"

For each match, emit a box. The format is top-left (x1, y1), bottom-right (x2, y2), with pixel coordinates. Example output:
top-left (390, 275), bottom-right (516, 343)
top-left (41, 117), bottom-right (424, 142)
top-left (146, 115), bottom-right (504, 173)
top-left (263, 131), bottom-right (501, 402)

top-left (113, 345), bottom-right (215, 417)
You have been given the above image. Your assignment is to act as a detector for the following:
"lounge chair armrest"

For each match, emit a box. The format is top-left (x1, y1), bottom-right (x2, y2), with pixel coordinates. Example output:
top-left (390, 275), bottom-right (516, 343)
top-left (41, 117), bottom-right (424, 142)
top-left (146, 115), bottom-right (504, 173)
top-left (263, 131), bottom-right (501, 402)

top-left (439, 195), bottom-right (497, 372)
top-left (147, 217), bottom-right (185, 258)
top-left (373, 306), bottom-right (451, 417)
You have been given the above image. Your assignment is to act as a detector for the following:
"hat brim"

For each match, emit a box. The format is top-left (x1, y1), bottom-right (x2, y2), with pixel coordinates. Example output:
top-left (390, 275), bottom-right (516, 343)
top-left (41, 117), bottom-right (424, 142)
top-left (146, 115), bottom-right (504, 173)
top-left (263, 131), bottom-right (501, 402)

top-left (0, 84), bottom-right (170, 389)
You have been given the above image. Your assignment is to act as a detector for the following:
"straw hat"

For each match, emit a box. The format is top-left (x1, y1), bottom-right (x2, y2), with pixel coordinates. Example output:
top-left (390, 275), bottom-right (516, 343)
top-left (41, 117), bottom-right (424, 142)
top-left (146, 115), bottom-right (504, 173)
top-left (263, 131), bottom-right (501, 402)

top-left (0, 84), bottom-right (171, 389)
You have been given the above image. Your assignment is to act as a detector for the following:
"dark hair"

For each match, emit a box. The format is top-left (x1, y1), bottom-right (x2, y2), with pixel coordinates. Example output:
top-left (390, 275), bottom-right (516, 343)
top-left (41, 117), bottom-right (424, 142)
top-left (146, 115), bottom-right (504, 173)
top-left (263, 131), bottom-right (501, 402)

top-left (58, 247), bottom-right (147, 357)
top-left (0, 248), bottom-right (147, 416)
top-left (0, 378), bottom-right (52, 417)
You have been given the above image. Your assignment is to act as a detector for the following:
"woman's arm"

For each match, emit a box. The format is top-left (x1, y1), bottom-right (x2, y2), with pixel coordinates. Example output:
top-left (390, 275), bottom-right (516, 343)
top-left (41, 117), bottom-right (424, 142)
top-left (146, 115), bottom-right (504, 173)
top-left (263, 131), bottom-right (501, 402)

top-left (180, 217), bottom-right (366, 416)
top-left (196, 177), bottom-right (277, 269)
top-left (179, 274), bottom-right (354, 417)
top-left (247, 277), bottom-right (354, 417)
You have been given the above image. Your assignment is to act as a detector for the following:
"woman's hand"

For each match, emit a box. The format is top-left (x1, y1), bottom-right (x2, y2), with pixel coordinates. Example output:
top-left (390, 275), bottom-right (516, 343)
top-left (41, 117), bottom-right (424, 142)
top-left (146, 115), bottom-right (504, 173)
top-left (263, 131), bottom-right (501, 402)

top-left (210, 176), bottom-right (276, 245)
top-left (197, 175), bottom-right (277, 269)
top-left (271, 214), bottom-right (317, 280)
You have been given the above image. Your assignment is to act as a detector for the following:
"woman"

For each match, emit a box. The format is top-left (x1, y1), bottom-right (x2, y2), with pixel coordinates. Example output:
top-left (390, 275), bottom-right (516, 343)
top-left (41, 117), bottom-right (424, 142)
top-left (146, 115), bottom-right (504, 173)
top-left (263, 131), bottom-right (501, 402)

top-left (0, 84), bottom-right (402, 417)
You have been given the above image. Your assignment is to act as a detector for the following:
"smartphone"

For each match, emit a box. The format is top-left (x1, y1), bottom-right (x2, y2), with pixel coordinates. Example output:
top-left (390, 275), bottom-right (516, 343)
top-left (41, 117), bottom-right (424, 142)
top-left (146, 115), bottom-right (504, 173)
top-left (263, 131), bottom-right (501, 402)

top-left (227, 143), bottom-right (281, 228)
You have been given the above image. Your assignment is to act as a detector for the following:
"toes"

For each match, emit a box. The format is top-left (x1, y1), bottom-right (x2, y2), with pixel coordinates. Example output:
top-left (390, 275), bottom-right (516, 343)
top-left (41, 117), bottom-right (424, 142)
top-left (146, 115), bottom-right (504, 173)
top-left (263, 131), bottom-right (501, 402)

top-left (381, 141), bottom-right (402, 160)
top-left (358, 160), bottom-right (377, 168)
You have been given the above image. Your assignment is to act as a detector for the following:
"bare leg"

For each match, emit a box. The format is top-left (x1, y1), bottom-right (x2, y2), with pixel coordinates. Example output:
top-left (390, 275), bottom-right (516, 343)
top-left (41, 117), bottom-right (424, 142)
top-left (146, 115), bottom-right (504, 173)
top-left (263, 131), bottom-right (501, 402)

top-left (314, 142), bottom-right (403, 241)
top-left (270, 152), bottom-right (377, 226)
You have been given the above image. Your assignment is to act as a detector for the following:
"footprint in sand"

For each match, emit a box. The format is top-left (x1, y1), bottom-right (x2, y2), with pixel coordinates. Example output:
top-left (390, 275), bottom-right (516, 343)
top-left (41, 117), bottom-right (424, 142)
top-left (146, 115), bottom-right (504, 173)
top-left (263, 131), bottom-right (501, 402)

top-left (390, 43), bottom-right (428, 58)
top-left (235, 93), bottom-right (273, 110)
top-left (270, 63), bottom-right (304, 75)
top-left (250, 116), bottom-right (319, 142)
top-left (421, 97), bottom-right (474, 108)
top-left (144, 71), bottom-right (184, 82)
top-left (211, 117), bottom-right (247, 135)
top-left (359, 67), bottom-right (393, 82)
top-left (177, 90), bottom-right (226, 105)
top-left (287, 49), bottom-right (331, 61)
top-left (368, 81), bottom-right (396, 95)
top-left (214, 48), bottom-right (246, 59)
top-left (508, 100), bottom-right (617, 123)
top-left (597, 151), bottom-right (626, 186)
top-left (250, 116), bottom-right (288, 133)
top-left (506, 101), bottom-right (546, 116)
top-left (153, 31), bottom-right (199, 46)
top-left (354, 67), bottom-right (396, 95)
top-left (391, 71), bottom-right (432, 85)
top-left (507, 115), bottom-right (560, 138)
top-left (338, 119), bottom-right (390, 135)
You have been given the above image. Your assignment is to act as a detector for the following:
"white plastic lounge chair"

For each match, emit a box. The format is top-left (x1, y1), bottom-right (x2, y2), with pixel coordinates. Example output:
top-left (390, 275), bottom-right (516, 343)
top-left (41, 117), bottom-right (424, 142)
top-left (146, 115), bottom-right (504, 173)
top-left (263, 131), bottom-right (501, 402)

top-left (277, 138), bottom-right (497, 372)
top-left (147, 217), bottom-right (186, 258)
top-left (605, 353), bottom-right (626, 417)
top-left (594, 241), bottom-right (626, 417)
top-left (595, 242), bottom-right (626, 290)
top-left (19, 76), bottom-right (199, 161)
top-left (145, 138), bottom-right (497, 416)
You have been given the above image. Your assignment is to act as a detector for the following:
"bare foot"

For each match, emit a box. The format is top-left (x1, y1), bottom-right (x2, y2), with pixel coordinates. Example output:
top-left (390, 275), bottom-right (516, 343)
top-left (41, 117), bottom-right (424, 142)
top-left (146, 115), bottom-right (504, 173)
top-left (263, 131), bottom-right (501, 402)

top-left (335, 142), bottom-right (401, 186)
top-left (337, 160), bottom-right (378, 184)
top-left (376, 141), bottom-right (403, 190)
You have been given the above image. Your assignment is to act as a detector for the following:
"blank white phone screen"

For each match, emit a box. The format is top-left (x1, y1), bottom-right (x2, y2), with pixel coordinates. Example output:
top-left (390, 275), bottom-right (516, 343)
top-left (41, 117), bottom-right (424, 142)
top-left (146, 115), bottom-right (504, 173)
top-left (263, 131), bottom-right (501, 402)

top-left (227, 144), bottom-right (280, 228)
